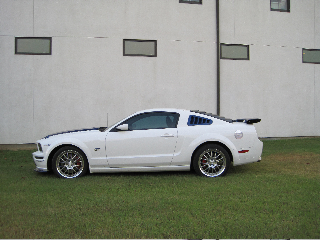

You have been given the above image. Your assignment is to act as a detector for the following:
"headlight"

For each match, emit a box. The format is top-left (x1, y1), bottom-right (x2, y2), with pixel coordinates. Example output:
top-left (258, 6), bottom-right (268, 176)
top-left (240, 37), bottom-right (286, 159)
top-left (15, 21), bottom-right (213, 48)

top-left (37, 143), bottom-right (43, 152)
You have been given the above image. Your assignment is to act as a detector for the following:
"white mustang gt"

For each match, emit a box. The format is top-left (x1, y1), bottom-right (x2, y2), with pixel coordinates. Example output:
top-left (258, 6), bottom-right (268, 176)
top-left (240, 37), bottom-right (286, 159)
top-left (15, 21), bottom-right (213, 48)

top-left (32, 109), bottom-right (263, 179)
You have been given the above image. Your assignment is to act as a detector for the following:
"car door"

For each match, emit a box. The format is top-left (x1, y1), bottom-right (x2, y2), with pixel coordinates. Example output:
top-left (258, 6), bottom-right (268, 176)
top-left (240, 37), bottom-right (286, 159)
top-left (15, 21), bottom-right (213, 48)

top-left (106, 111), bottom-right (179, 168)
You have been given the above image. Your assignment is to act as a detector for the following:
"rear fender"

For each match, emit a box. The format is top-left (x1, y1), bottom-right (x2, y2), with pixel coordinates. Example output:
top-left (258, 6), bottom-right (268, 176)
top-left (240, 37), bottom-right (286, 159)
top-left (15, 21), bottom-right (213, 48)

top-left (189, 133), bottom-right (239, 163)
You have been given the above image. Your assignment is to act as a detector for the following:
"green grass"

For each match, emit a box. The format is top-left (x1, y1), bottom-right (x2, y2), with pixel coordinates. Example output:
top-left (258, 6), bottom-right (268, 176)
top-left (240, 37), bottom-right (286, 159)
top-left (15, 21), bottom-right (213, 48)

top-left (0, 138), bottom-right (319, 238)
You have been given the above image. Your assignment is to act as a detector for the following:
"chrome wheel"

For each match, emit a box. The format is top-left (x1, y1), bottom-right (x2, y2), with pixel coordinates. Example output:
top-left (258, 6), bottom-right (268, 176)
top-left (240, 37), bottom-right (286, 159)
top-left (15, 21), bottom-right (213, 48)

top-left (193, 144), bottom-right (230, 177)
top-left (53, 147), bottom-right (88, 179)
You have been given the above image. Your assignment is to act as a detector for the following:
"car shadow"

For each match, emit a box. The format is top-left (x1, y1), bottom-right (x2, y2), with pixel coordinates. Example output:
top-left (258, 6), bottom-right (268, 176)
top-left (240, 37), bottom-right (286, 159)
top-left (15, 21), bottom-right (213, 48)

top-left (33, 165), bottom-right (257, 179)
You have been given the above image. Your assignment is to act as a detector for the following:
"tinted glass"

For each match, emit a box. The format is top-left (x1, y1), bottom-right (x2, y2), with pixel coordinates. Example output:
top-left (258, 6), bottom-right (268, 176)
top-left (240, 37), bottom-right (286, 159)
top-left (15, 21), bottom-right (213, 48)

top-left (303, 49), bottom-right (320, 64)
top-left (220, 44), bottom-right (249, 60)
top-left (15, 37), bottom-right (52, 55)
top-left (271, 0), bottom-right (290, 12)
top-left (179, 0), bottom-right (202, 4)
top-left (124, 112), bottom-right (179, 130)
top-left (123, 40), bottom-right (157, 57)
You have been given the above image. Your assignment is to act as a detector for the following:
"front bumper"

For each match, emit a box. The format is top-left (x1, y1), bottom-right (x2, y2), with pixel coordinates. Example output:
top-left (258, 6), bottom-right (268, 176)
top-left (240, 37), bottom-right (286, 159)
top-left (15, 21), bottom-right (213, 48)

top-left (32, 151), bottom-right (48, 172)
top-left (34, 166), bottom-right (48, 172)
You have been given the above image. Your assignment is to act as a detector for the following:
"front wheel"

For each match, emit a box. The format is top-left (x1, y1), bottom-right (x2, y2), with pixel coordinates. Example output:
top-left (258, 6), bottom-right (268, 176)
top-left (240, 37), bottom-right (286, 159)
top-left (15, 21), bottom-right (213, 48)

top-left (192, 144), bottom-right (230, 177)
top-left (52, 146), bottom-right (88, 179)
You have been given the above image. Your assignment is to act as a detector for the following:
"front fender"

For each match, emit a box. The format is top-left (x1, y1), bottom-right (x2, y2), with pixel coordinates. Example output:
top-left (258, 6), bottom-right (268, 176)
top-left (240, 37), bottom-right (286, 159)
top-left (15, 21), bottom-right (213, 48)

top-left (43, 138), bottom-right (92, 163)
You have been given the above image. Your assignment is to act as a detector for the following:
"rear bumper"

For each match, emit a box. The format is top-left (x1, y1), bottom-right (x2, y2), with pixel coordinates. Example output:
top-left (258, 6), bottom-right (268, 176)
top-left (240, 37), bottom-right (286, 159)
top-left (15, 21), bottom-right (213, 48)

top-left (233, 139), bottom-right (263, 166)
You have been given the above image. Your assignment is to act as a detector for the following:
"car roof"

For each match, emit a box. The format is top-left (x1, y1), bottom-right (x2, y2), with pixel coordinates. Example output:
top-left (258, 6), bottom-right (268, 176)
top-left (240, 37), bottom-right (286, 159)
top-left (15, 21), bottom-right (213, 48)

top-left (134, 108), bottom-right (189, 114)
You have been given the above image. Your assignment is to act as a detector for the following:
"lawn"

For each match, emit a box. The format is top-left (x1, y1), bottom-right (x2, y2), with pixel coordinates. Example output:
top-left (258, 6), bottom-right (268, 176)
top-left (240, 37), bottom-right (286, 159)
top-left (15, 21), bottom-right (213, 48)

top-left (0, 138), bottom-right (319, 239)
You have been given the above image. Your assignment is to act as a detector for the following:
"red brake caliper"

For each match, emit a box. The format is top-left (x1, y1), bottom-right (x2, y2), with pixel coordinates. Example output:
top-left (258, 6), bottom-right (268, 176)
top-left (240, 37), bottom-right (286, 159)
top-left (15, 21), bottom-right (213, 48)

top-left (201, 156), bottom-right (207, 165)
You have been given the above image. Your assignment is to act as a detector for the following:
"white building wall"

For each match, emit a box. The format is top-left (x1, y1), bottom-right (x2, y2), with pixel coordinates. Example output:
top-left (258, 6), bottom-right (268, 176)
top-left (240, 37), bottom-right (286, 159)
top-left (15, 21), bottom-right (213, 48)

top-left (220, 0), bottom-right (320, 137)
top-left (315, 0), bottom-right (320, 137)
top-left (1, 0), bottom-right (319, 143)
top-left (0, 0), bottom-right (217, 143)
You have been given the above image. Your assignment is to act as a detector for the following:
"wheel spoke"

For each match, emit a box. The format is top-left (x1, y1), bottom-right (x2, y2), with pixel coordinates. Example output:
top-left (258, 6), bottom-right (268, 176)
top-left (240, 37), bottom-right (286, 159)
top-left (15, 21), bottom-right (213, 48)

top-left (198, 148), bottom-right (226, 177)
top-left (56, 149), bottom-right (85, 178)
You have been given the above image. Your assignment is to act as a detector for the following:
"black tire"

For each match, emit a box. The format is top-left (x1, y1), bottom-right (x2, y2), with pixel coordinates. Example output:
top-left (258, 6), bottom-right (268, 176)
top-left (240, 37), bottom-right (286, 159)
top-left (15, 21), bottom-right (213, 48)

top-left (52, 146), bottom-right (88, 179)
top-left (192, 144), bottom-right (230, 177)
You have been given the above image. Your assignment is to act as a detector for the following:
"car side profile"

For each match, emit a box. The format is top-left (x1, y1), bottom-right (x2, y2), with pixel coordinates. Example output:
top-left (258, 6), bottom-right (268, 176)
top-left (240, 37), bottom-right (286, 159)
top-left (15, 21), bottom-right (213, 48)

top-left (32, 109), bottom-right (263, 179)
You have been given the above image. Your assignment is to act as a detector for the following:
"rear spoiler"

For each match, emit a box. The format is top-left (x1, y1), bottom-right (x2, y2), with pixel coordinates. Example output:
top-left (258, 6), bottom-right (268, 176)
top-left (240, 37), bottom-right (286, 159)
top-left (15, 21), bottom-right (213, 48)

top-left (233, 118), bottom-right (261, 124)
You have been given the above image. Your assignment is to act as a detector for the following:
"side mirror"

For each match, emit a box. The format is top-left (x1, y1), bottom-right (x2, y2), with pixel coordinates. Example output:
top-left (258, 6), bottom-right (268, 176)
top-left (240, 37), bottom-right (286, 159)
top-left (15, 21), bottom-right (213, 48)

top-left (116, 124), bottom-right (129, 131)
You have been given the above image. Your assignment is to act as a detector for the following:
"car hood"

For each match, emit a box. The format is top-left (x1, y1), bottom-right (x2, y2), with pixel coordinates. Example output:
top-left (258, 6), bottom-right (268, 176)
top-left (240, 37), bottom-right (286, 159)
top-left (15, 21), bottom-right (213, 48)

top-left (42, 127), bottom-right (106, 140)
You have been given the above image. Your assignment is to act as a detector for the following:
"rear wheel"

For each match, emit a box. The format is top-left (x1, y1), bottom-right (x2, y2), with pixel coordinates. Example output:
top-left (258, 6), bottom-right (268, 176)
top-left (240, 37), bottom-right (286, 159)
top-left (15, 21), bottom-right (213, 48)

top-left (192, 144), bottom-right (230, 177)
top-left (52, 146), bottom-right (88, 179)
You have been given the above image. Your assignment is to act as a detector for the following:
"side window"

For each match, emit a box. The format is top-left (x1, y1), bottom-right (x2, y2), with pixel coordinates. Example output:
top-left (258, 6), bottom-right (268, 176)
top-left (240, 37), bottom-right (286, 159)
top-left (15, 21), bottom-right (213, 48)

top-left (124, 112), bottom-right (179, 130)
top-left (302, 49), bottom-right (320, 64)
top-left (179, 0), bottom-right (202, 4)
top-left (123, 39), bottom-right (157, 57)
top-left (220, 43), bottom-right (250, 60)
top-left (15, 37), bottom-right (52, 55)
top-left (187, 115), bottom-right (213, 126)
top-left (270, 0), bottom-right (290, 12)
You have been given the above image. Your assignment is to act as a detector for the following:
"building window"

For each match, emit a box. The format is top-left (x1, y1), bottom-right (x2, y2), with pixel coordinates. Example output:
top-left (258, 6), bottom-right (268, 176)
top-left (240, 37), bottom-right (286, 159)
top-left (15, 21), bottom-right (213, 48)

top-left (179, 0), bottom-right (202, 4)
top-left (123, 39), bottom-right (157, 57)
top-left (220, 44), bottom-right (249, 60)
top-left (270, 0), bottom-right (290, 12)
top-left (15, 37), bottom-right (52, 55)
top-left (303, 49), bottom-right (320, 64)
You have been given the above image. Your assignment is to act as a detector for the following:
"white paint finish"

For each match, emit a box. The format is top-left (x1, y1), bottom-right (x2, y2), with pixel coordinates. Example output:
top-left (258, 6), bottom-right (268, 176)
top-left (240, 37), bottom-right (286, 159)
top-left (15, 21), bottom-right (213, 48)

top-left (221, 44), bottom-right (316, 137)
top-left (0, 36), bottom-right (34, 143)
top-left (220, 0), bottom-right (316, 48)
top-left (34, 0), bottom-right (215, 41)
top-left (315, 67), bottom-right (320, 136)
top-left (1, 0), bottom-right (319, 143)
top-left (219, 0), bottom-right (319, 137)
top-left (315, 0), bottom-right (320, 48)
top-left (31, 36), bottom-right (119, 139)
top-left (19, 4), bottom-right (216, 144)
top-left (0, 0), bottom-right (34, 36)
top-left (2, 0), bottom-right (216, 144)
top-left (33, 109), bottom-right (263, 177)
top-left (106, 128), bottom-right (178, 167)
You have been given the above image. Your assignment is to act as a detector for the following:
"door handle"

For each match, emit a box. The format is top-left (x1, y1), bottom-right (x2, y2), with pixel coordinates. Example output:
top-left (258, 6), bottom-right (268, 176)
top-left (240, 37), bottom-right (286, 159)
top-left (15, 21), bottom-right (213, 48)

top-left (161, 133), bottom-right (175, 137)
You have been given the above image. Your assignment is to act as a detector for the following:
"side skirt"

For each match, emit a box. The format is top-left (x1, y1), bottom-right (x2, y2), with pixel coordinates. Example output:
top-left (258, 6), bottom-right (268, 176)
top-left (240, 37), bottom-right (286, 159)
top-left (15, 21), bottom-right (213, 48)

top-left (89, 165), bottom-right (190, 173)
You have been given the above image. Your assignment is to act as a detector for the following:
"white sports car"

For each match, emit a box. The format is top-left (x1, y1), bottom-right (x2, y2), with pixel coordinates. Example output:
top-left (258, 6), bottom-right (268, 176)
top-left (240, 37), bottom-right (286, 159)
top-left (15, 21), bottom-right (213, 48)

top-left (32, 109), bottom-right (263, 179)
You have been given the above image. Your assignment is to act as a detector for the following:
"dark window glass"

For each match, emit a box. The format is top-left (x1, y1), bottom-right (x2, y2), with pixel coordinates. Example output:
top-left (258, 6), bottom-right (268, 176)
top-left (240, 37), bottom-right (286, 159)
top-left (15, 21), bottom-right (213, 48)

top-left (15, 37), bottom-right (52, 55)
top-left (303, 49), bottom-right (320, 64)
top-left (123, 112), bottom-right (179, 130)
top-left (271, 0), bottom-right (290, 12)
top-left (187, 115), bottom-right (213, 126)
top-left (179, 0), bottom-right (202, 4)
top-left (123, 39), bottom-right (157, 57)
top-left (220, 44), bottom-right (249, 60)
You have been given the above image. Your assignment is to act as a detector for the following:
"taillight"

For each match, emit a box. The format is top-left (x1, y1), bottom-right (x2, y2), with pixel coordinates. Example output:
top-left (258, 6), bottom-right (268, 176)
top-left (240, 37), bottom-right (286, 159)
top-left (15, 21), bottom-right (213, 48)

top-left (238, 150), bottom-right (249, 153)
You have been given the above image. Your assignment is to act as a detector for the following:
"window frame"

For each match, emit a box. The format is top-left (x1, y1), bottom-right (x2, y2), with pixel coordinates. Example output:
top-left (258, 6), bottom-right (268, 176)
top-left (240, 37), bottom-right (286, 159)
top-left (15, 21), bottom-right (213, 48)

top-left (123, 39), bottom-right (157, 57)
top-left (112, 112), bottom-right (180, 132)
top-left (270, 0), bottom-right (290, 12)
top-left (15, 37), bottom-right (52, 55)
top-left (220, 43), bottom-right (250, 60)
top-left (179, 0), bottom-right (202, 4)
top-left (302, 48), bottom-right (320, 64)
